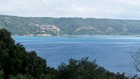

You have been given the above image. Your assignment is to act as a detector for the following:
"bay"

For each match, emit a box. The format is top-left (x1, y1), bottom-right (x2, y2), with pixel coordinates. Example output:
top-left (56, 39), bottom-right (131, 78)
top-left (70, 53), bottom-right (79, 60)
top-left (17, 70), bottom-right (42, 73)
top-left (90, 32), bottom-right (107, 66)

top-left (13, 36), bottom-right (140, 75)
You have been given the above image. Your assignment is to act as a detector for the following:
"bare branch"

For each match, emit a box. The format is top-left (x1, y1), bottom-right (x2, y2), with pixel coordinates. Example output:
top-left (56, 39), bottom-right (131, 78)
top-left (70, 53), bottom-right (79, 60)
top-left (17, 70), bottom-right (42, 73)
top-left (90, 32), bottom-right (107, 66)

top-left (131, 49), bottom-right (140, 72)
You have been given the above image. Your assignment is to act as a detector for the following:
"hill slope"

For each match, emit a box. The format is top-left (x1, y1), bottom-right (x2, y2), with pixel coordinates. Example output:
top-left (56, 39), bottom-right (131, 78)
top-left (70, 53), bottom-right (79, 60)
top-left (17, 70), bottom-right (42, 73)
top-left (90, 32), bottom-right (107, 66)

top-left (0, 15), bottom-right (140, 36)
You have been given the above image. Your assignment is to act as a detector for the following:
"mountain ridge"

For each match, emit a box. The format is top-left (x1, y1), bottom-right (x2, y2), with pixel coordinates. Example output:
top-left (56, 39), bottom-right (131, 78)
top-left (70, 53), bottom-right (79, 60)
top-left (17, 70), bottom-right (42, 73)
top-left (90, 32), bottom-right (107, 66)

top-left (0, 14), bottom-right (140, 36)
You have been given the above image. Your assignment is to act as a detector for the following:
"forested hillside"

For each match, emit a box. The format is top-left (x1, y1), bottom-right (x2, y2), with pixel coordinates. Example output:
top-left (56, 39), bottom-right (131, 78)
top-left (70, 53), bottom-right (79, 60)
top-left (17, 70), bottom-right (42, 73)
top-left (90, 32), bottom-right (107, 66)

top-left (1, 15), bottom-right (140, 36)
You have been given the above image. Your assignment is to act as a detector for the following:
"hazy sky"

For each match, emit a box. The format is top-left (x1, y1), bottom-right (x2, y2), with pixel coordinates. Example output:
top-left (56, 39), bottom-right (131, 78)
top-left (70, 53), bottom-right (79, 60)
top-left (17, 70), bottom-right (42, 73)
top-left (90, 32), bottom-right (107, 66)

top-left (0, 0), bottom-right (140, 19)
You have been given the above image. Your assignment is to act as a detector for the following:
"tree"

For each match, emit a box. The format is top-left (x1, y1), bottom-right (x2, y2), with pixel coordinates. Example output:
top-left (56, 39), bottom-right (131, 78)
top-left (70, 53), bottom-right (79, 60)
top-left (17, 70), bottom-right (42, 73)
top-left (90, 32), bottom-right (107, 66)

top-left (22, 51), bottom-right (47, 78)
top-left (0, 69), bottom-right (4, 79)
top-left (0, 29), bottom-right (47, 79)
top-left (0, 29), bottom-right (129, 79)
top-left (57, 57), bottom-right (128, 79)
top-left (131, 49), bottom-right (140, 72)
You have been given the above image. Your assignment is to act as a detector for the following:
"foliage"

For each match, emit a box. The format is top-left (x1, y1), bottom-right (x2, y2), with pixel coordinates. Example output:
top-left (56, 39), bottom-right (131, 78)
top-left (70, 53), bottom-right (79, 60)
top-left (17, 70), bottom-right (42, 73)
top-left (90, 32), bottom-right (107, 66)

top-left (56, 57), bottom-right (128, 79)
top-left (1, 15), bottom-right (140, 35)
top-left (0, 29), bottom-right (136, 79)
top-left (9, 74), bottom-right (34, 79)
top-left (0, 70), bottom-right (4, 79)
top-left (0, 29), bottom-right (47, 79)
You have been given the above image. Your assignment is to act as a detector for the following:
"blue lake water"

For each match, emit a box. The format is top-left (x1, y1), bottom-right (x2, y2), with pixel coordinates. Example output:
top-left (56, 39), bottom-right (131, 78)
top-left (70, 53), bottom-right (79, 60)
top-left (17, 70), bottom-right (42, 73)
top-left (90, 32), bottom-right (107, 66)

top-left (13, 36), bottom-right (140, 75)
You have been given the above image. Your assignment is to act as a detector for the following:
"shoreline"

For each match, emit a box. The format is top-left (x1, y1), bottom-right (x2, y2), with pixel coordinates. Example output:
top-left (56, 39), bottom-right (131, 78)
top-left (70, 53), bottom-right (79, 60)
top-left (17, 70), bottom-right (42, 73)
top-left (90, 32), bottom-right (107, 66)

top-left (12, 34), bottom-right (140, 38)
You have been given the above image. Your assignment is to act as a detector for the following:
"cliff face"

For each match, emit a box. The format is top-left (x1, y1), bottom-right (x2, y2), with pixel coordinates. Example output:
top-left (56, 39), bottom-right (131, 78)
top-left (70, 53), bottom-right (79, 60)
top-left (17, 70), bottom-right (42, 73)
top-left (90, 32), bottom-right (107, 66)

top-left (29, 23), bottom-right (60, 32)
top-left (28, 23), bottom-right (60, 36)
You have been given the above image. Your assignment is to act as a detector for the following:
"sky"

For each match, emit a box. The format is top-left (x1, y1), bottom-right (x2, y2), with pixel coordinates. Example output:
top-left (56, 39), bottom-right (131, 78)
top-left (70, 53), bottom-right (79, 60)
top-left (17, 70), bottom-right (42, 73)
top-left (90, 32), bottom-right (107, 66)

top-left (0, 0), bottom-right (140, 19)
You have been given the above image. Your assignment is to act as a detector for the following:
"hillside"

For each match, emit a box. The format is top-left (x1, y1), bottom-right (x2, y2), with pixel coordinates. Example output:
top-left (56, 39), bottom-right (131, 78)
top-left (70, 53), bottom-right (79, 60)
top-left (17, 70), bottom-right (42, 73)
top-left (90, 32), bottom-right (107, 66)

top-left (0, 15), bottom-right (140, 36)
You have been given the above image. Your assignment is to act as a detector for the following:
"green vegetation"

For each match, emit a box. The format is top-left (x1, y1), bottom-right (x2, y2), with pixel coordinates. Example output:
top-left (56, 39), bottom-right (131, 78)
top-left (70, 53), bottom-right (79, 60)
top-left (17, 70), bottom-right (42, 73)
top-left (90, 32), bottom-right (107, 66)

top-left (0, 29), bottom-right (47, 79)
top-left (1, 15), bottom-right (140, 36)
top-left (0, 29), bottom-right (139, 79)
top-left (56, 58), bottom-right (128, 79)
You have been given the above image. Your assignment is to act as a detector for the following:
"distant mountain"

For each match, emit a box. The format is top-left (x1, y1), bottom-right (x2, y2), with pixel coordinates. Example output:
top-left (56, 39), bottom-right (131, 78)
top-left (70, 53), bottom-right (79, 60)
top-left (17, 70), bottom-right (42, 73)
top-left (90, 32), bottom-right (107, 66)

top-left (0, 15), bottom-right (140, 36)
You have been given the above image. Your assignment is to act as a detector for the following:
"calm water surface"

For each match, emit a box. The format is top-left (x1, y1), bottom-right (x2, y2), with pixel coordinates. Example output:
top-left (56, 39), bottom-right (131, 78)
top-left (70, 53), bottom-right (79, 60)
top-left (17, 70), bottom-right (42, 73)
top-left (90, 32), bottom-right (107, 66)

top-left (13, 36), bottom-right (140, 75)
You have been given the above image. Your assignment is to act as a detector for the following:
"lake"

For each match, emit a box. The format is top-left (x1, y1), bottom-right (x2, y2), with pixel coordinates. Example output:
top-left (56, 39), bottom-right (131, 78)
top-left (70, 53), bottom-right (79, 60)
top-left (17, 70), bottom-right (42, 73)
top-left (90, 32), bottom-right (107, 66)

top-left (13, 36), bottom-right (140, 75)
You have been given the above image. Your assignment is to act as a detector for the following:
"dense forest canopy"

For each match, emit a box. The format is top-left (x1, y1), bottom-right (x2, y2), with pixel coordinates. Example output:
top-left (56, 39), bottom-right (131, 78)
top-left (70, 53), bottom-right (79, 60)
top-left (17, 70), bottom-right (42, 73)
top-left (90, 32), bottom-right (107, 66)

top-left (0, 15), bottom-right (140, 36)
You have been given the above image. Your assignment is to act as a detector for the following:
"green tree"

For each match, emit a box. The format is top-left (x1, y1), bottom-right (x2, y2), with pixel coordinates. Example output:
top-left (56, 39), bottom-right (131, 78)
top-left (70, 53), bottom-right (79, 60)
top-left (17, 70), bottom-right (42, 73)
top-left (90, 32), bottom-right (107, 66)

top-left (9, 74), bottom-right (34, 79)
top-left (0, 70), bottom-right (4, 79)
top-left (57, 57), bottom-right (128, 79)
top-left (0, 29), bottom-right (47, 79)
top-left (22, 51), bottom-right (47, 78)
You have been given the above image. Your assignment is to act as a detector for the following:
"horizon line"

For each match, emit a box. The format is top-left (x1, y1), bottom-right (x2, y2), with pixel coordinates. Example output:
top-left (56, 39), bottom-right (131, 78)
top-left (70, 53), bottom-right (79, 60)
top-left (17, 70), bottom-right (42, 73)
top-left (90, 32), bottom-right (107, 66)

top-left (0, 14), bottom-right (140, 20)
